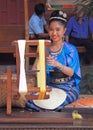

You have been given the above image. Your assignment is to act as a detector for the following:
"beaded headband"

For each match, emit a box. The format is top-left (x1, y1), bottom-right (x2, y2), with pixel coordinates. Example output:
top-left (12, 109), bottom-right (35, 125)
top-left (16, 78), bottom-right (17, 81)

top-left (49, 17), bottom-right (67, 22)
top-left (49, 11), bottom-right (67, 22)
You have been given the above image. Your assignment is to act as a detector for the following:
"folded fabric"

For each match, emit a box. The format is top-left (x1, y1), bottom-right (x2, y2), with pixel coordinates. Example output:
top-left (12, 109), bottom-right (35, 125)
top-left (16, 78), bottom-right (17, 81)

top-left (70, 97), bottom-right (93, 108)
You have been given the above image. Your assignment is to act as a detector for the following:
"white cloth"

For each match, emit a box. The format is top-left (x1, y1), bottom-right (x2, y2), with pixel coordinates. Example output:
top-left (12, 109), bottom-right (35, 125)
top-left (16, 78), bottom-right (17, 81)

top-left (18, 40), bottom-right (27, 93)
top-left (33, 88), bottom-right (66, 109)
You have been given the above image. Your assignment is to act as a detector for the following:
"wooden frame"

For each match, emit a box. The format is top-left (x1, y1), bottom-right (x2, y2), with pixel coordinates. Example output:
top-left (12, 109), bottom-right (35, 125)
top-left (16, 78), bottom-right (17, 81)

top-left (6, 40), bottom-right (51, 115)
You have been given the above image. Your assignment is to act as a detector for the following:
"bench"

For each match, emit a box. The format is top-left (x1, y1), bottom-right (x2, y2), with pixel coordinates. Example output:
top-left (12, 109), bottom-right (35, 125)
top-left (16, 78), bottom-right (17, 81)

top-left (77, 46), bottom-right (86, 53)
top-left (0, 25), bottom-right (25, 53)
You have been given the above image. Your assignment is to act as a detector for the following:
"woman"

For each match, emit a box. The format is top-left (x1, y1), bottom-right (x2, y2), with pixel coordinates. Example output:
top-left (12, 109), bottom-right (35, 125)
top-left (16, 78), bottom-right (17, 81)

top-left (26, 10), bottom-right (81, 112)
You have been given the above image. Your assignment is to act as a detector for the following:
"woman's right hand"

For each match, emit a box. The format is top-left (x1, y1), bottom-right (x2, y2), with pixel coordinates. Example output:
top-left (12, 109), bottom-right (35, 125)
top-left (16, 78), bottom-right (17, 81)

top-left (46, 55), bottom-right (59, 67)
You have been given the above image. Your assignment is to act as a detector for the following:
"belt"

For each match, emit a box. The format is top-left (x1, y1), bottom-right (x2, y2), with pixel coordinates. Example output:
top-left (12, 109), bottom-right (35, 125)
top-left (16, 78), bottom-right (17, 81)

top-left (50, 77), bottom-right (71, 84)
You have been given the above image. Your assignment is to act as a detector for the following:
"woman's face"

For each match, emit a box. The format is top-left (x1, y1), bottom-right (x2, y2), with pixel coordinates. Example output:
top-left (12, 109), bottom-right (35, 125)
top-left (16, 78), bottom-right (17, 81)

top-left (49, 21), bottom-right (66, 43)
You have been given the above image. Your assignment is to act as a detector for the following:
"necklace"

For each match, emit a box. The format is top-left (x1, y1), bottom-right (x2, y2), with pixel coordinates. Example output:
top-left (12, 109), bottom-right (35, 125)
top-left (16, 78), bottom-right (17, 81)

top-left (49, 46), bottom-right (62, 57)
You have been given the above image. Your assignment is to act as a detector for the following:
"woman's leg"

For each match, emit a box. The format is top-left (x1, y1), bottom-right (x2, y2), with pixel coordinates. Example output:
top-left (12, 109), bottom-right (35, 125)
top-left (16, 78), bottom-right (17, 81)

top-left (25, 100), bottom-right (45, 112)
top-left (55, 87), bottom-right (80, 111)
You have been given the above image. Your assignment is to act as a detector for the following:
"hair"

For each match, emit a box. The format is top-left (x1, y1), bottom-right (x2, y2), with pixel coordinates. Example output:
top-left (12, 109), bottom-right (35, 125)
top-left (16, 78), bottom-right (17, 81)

top-left (49, 10), bottom-right (67, 27)
top-left (34, 3), bottom-right (45, 16)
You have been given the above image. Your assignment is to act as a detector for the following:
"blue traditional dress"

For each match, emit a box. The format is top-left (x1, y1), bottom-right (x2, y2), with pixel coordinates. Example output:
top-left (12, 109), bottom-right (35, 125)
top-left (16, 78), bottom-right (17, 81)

top-left (26, 42), bottom-right (81, 111)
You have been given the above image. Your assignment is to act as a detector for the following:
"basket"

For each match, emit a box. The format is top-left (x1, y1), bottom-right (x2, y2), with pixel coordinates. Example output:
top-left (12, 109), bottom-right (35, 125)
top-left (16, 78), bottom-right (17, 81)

top-left (0, 72), bottom-right (36, 108)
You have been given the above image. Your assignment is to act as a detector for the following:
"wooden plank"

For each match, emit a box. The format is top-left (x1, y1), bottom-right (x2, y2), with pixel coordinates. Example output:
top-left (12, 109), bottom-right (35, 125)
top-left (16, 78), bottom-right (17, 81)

top-left (0, 110), bottom-right (73, 124)
top-left (0, 108), bottom-right (93, 129)
top-left (77, 46), bottom-right (86, 53)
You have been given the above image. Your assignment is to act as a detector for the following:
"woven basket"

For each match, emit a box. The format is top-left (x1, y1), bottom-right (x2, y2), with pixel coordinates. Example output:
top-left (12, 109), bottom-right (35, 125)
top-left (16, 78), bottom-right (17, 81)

top-left (0, 73), bottom-right (36, 108)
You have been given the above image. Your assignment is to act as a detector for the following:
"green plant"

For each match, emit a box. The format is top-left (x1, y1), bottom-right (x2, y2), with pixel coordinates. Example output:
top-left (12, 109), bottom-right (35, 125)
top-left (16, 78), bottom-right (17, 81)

top-left (74, 0), bottom-right (93, 15)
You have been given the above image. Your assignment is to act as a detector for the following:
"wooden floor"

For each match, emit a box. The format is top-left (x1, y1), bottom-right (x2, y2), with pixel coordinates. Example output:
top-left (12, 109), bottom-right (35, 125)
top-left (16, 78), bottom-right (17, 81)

top-left (0, 108), bottom-right (93, 129)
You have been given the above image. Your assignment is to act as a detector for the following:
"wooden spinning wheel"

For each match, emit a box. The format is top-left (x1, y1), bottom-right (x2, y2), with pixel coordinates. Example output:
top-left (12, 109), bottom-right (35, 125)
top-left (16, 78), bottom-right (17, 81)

top-left (6, 40), bottom-right (51, 115)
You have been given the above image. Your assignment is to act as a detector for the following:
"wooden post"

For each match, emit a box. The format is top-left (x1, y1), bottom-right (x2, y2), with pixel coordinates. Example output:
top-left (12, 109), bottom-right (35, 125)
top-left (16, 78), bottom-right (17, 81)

top-left (7, 67), bottom-right (12, 115)
top-left (24, 0), bottom-right (29, 71)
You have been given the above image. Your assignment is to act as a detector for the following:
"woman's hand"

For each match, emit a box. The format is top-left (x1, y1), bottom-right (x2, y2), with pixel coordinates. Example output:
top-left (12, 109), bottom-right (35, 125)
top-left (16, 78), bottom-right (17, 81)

top-left (46, 55), bottom-right (74, 77)
top-left (46, 55), bottom-right (59, 67)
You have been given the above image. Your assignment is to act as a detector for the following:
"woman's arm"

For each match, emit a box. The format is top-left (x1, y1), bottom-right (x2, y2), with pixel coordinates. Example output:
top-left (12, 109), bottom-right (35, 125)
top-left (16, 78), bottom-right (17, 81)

top-left (32, 59), bottom-right (37, 70)
top-left (56, 62), bottom-right (74, 77)
top-left (47, 56), bottom-right (74, 77)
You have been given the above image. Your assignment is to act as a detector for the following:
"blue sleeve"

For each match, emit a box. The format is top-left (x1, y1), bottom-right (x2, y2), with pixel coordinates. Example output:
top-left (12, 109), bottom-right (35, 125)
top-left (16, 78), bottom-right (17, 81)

top-left (89, 17), bottom-right (93, 34)
top-left (32, 19), bottom-right (44, 34)
top-left (65, 17), bottom-right (74, 36)
top-left (29, 16), bottom-right (44, 34)
top-left (65, 44), bottom-right (81, 85)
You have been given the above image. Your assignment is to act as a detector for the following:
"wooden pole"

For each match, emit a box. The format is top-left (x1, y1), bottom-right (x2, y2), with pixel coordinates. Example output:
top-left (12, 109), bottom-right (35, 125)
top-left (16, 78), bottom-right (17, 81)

top-left (24, 0), bottom-right (29, 70)
top-left (7, 67), bottom-right (12, 115)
